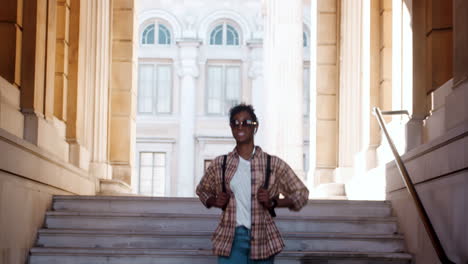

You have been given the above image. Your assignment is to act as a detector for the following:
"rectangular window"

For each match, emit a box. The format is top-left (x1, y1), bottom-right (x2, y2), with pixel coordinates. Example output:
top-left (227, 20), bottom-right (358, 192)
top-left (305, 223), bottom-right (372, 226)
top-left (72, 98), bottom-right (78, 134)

top-left (138, 63), bottom-right (172, 115)
top-left (139, 152), bottom-right (166, 196)
top-left (206, 64), bottom-right (241, 115)
top-left (303, 67), bottom-right (310, 116)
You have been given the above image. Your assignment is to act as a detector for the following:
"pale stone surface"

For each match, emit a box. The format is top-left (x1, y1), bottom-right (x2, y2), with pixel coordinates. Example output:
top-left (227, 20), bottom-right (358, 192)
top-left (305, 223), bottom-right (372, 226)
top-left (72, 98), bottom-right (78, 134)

top-left (317, 94), bottom-right (336, 120)
top-left (109, 117), bottom-right (132, 162)
top-left (112, 10), bottom-right (135, 40)
top-left (111, 61), bottom-right (134, 91)
top-left (0, 170), bottom-right (70, 264)
top-left (317, 14), bottom-right (337, 44)
top-left (317, 65), bottom-right (337, 94)
top-left (317, 45), bottom-right (337, 64)
top-left (316, 120), bottom-right (337, 166)
top-left (318, 0), bottom-right (336, 12)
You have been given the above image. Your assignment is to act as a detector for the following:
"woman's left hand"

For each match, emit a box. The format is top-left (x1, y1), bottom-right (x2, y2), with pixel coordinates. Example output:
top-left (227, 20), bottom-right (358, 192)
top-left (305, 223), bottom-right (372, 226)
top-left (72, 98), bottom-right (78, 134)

top-left (257, 188), bottom-right (273, 209)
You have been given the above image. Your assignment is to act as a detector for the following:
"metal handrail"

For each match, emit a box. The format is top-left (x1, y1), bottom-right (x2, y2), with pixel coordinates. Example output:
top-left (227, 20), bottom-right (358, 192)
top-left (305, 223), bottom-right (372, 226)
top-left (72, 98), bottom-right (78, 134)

top-left (372, 107), bottom-right (455, 264)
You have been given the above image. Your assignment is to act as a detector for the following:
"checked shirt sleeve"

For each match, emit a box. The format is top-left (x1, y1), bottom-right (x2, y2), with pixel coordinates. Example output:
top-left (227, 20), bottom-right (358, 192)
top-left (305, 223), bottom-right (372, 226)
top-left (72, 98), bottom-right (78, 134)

top-left (276, 158), bottom-right (309, 211)
top-left (196, 157), bottom-right (220, 208)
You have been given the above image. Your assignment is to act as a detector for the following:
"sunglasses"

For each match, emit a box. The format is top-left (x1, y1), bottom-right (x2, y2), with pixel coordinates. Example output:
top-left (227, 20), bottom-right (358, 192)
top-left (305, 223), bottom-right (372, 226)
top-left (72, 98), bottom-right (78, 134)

top-left (230, 119), bottom-right (257, 128)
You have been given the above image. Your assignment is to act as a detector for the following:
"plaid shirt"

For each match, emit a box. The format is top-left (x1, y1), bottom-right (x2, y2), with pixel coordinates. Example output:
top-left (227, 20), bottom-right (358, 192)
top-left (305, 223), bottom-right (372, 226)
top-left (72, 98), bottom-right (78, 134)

top-left (196, 146), bottom-right (309, 259)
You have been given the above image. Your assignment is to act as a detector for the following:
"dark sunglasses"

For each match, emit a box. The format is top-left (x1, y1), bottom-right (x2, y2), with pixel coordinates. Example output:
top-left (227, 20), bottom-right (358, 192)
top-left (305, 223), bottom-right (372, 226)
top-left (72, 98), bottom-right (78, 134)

top-left (230, 119), bottom-right (257, 128)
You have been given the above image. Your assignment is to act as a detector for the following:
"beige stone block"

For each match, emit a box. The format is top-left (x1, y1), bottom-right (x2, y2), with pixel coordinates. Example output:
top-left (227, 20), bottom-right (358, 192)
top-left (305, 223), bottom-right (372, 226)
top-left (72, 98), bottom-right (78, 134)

top-left (111, 61), bottom-right (134, 91)
top-left (317, 14), bottom-right (337, 44)
top-left (317, 65), bottom-right (337, 94)
top-left (111, 90), bottom-right (132, 116)
top-left (380, 47), bottom-right (392, 81)
top-left (316, 120), bottom-right (337, 166)
top-left (317, 45), bottom-right (336, 64)
top-left (427, 30), bottom-right (453, 91)
top-left (317, 94), bottom-right (336, 120)
top-left (381, 11), bottom-right (392, 47)
top-left (112, 10), bottom-right (135, 40)
top-left (0, 0), bottom-right (22, 24)
top-left (112, 40), bottom-right (133, 61)
top-left (318, 0), bottom-right (336, 12)
top-left (380, 81), bottom-right (392, 108)
top-left (0, 23), bottom-right (20, 84)
top-left (55, 40), bottom-right (68, 74)
top-left (54, 74), bottom-right (67, 120)
top-left (380, 0), bottom-right (392, 11)
top-left (109, 116), bottom-right (132, 162)
top-left (454, 0), bottom-right (468, 85)
top-left (0, 101), bottom-right (24, 138)
top-left (426, 0), bottom-right (453, 30)
top-left (113, 0), bottom-right (134, 9)
top-left (56, 3), bottom-right (69, 41)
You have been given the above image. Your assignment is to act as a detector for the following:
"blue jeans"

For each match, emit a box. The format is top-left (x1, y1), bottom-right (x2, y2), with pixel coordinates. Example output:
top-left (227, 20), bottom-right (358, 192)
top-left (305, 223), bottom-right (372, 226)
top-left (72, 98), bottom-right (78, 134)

top-left (218, 226), bottom-right (275, 264)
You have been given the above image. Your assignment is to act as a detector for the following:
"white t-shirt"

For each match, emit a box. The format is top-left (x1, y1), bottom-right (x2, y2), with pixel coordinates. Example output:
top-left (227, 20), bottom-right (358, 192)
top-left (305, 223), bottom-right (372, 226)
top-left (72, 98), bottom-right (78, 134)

top-left (230, 155), bottom-right (253, 228)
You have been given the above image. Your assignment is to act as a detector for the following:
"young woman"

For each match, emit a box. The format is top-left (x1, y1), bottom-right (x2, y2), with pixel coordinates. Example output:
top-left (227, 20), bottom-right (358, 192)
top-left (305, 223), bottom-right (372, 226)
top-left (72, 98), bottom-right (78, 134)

top-left (196, 103), bottom-right (309, 263)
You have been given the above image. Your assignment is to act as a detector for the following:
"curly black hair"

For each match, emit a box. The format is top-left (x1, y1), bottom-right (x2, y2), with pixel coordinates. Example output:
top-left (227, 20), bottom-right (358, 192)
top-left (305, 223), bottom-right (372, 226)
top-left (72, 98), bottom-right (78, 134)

top-left (229, 103), bottom-right (258, 125)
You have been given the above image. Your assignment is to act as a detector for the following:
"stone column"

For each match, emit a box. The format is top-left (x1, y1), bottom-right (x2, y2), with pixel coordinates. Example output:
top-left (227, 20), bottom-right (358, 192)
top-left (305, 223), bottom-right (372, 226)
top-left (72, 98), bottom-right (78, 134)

top-left (307, 0), bottom-right (317, 189)
top-left (89, 0), bottom-right (112, 181)
top-left (337, 0), bottom-right (363, 183)
top-left (263, 0), bottom-right (304, 178)
top-left (247, 40), bottom-right (265, 147)
top-left (107, 0), bottom-right (137, 193)
top-left (176, 40), bottom-right (200, 197)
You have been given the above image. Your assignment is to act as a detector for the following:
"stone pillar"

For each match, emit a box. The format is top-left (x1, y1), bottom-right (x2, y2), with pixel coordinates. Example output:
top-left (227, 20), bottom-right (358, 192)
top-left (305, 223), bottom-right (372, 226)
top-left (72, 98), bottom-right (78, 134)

top-left (89, 0), bottom-right (112, 181)
top-left (0, 0), bottom-right (24, 138)
top-left (176, 40), bottom-right (200, 197)
top-left (337, 0), bottom-right (362, 183)
top-left (446, 0), bottom-right (468, 130)
top-left (247, 40), bottom-right (264, 147)
top-left (107, 0), bottom-right (137, 191)
top-left (263, 0), bottom-right (304, 178)
top-left (307, 0), bottom-right (317, 188)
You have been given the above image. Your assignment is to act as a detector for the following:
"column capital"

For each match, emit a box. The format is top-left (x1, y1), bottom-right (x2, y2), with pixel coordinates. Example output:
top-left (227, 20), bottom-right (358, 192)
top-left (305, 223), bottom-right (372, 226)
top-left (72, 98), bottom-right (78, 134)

top-left (176, 39), bottom-right (201, 78)
top-left (176, 39), bottom-right (202, 48)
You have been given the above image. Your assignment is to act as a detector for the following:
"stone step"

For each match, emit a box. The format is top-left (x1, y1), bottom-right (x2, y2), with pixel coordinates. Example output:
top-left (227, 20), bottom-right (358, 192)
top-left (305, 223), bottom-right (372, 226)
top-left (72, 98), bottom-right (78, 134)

top-left (52, 196), bottom-right (392, 218)
top-left (45, 211), bottom-right (399, 234)
top-left (30, 248), bottom-right (412, 264)
top-left (36, 229), bottom-right (406, 253)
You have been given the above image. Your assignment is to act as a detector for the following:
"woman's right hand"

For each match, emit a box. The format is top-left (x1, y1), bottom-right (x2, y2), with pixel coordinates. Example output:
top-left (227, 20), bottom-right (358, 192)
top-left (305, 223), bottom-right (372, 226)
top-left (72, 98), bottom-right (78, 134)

top-left (207, 193), bottom-right (230, 209)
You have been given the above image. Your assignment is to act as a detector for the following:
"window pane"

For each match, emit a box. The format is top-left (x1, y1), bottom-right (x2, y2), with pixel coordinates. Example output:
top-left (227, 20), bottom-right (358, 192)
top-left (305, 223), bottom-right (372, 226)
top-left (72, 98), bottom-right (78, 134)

top-left (156, 65), bottom-right (172, 113)
top-left (154, 153), bottom-right (166, 166)
top-left (303, 67), bottom-right (310, 116)
top-left (210, 25), bottom-right (223, 45)
top-left (225, 66), bottom-right (240, 112)
top-left (139, 167), bottom-right (153, 195)
top-left (153, 167), bottom-right (165, 196)
top-left (207, 66), bottom-right (223, 114)
top-left (303, 32), bottom-right (308, 47)
top-left (158, 24), bottom-right (171, 45)
top-left (140, 152), bottom-right (154, 166)
top-left (138, 65), bottom-right (154, 113)
top-left (226, 25), bottom-right (239, 46)
top-left (142, 24), bottom-right (155, 44)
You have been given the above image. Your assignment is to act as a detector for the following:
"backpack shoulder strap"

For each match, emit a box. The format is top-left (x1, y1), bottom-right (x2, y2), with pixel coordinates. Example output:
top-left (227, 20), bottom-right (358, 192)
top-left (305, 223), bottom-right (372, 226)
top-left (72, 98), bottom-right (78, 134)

top-left (221, 155), bottom-right (227, 193)
top-left (263, 154), bottom-right (271, 189)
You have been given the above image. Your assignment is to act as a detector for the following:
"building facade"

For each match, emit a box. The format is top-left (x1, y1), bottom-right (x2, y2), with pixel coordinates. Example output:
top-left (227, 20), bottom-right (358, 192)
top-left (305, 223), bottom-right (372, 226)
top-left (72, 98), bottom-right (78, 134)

top-left (0, 0), bottom-right (467, 263)
top-left (133, 0), bottom-right (319, 197)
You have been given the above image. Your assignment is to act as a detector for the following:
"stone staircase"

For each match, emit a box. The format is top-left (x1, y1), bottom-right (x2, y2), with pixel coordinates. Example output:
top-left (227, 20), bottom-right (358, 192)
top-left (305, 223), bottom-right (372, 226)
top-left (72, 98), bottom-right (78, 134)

top-left (29, 196), bottom-right (412, 264)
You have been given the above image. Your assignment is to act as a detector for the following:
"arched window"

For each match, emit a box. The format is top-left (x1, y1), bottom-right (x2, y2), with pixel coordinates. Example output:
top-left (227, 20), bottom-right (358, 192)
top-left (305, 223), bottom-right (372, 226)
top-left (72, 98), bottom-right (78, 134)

top-left (141, 22), bottom-right (172, 45)
top-left (209, 22), bottom-right (240, 46)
